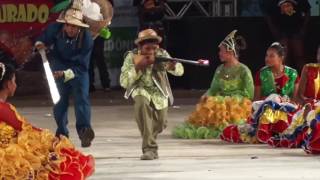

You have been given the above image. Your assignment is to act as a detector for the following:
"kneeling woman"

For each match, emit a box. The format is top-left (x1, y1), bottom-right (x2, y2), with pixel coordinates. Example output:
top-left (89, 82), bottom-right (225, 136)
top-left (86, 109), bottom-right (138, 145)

top-left (173, 30), bottom-right (254, 139)
top-left (0, 62), bottom-right (94, 179)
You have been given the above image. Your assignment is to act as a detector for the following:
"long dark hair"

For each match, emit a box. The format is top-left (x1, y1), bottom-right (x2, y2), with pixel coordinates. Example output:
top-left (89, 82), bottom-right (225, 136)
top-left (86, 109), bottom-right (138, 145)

top-left (0, 62), bottom-right (15, 90)
top-left (234, 35), bottom-right (247, 58)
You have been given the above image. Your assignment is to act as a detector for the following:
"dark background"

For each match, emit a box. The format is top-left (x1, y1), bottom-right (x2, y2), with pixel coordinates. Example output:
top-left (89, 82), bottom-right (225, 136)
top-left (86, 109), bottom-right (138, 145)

top-left (164, 16), bottom-right (320, 89)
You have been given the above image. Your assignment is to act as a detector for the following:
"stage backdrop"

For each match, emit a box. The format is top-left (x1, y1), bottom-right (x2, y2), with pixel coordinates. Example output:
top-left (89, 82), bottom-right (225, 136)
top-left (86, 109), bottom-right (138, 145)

top-left (1, 1), bottom-right (320, 94)
top-left (164, 17), bottom-right (320, 89)
top-left (103, 0), bottom-right (138, 88)
top-left (0, 0), bottom-right (59, 69)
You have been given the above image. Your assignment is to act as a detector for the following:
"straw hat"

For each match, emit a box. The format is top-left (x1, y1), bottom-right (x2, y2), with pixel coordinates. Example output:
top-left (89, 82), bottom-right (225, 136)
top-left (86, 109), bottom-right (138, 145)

top-left (56, 8), bottom-right (89, 28)
top-left (278, 0), bottom-right (297, 6)
top-left (83, 0), bottom-right (113, 38)
top-left (134, 29), bottom-right (162, 45)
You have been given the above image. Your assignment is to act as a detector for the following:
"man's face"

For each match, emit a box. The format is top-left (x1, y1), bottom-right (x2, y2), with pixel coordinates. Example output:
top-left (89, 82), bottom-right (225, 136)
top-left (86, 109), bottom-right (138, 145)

top-left (280, 2), bottom-right (295, 16)
top-left (63, 24), bottom-right (81, 38)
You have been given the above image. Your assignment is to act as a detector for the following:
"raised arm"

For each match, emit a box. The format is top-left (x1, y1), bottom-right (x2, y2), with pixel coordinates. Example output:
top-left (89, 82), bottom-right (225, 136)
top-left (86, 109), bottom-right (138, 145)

top-left (161, 50), bottom-right (184, 76)
top-left (120, 52), bottom-right (143, 89)
top-left (36, 23), bottom-right (62, 47)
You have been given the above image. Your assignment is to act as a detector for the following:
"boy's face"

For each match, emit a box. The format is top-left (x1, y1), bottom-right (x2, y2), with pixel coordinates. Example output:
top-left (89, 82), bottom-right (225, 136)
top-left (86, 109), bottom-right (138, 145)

top-left (140, 42), bottom-right (159, 56)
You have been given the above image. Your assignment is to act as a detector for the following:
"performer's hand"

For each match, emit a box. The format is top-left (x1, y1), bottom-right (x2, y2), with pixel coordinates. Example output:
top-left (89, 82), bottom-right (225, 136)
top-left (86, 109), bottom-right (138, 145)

top-left (35, 43), bottom-right (46, 51)
top-left (53, 71), bottom-right (64, 79)
top-left (144, 54), bottom-right (155, 64)
top-left (166, 61), bottom-right (176, 71)
top-left (134, 54), bottom-right (154, 71)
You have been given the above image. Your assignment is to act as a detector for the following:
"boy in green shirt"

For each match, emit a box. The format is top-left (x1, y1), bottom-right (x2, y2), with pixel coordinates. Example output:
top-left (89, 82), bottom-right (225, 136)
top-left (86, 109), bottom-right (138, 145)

top-left (120, 29), bottom-right (184, 160)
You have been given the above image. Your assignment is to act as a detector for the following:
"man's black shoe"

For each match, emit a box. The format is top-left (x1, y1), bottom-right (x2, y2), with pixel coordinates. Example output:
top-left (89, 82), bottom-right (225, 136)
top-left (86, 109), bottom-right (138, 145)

top-left (79, 127), bottom-right (95, 148)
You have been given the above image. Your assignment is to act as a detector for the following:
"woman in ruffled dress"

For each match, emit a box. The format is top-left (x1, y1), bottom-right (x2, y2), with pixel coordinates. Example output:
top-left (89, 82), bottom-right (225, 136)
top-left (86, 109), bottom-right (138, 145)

top-left (0, 61), bottom-right (94, 179)
top-left (174, 30), bottom-right (254, 139)
top-left (267, 45), bottom-right (320, 152)
top-left (221, 42), bottom-right (300, 144)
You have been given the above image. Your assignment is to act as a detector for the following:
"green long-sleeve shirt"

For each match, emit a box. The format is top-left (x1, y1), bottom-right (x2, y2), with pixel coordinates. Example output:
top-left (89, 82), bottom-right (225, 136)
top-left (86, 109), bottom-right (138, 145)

top-left (120, 49), bottom-right (184, 110)
top-left (207, 63), bottom-right (254, 100)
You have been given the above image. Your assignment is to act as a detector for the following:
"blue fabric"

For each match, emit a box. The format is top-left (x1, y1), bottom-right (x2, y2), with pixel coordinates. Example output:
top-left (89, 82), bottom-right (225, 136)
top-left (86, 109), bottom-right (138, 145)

top-left (54, 75), bottom-right (91, 136)
top-left (37, 23), bottom-right (93, 137)
top-left (37, 23), bottom-right (93, 77)
top-left (302, 119), bottom-right (319, 149)
top-left (249, 101), bottom-right (297, 136)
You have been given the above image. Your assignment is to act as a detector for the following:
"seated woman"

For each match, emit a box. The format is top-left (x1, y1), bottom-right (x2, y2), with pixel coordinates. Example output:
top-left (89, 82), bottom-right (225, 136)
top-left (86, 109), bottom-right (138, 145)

top-left (206, 30), bottom-right (253, 99)
top-left (254, 42), bottom-right (299, 101)
top-left (173, 30), bottom-right (254, 139)
top-left (298, 46), bottom-right (320, 104)
top-left (253, 42), bottom-right (300, 142)
top-left (221, 42), bottom-right (300, 144)
top-left (0, 62), bottom-right (94, 179)
top-left (267, 46), bottom-right (320, 151)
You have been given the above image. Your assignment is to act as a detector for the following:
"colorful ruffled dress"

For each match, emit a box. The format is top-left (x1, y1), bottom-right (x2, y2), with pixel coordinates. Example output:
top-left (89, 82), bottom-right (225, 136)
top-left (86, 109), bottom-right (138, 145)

top-left (0, 102), bottom-right (95, 180)
top-left (302, 63), bottom-right (320, 100)
top-left (221, 66), bottom-right (299, 144)
top-left (267, 101), bottom-right (319, 148)
top-left (173, 63), bottom-right (254, 139)
top-left (302, 105), bottom-right (320, 154)
top-left (267, 63), bottom-right (320, 150)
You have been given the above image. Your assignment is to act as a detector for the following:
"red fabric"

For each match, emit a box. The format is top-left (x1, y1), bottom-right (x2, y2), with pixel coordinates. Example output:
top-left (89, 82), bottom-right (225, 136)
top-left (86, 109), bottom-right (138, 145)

top-left (304, 66), bottom-right (320, 99)
top-left (270, 120), bottom-right (289, 134)
top-left (0, 102), bottom-right (41, 131)
top-left (267, 127), bottom-right (308, 148)
top-left (255, 70), bottom-right (299, 94)
top-left (0, 42), bottom-right (14, 57)
top-left (220, 125), bottom-right (242, 143)
top-left (304, 121), bottom-right (320, 154)
top-left (267, 138), bottom-right (280, 147)
top-left (254, 71), bottom-right (262, 86)
top-left (0, 0), bottom-right (58, 38)
top-left (257, 118), bottom-right (290, 144)
top-left (0, 102), bottom-right (23, 131)
top-left (49, 148), bottom-right (95, 180)
top-left (0, 102), bottom-right (95, 178)
top-left (257, 124), bottom-right (272, 143)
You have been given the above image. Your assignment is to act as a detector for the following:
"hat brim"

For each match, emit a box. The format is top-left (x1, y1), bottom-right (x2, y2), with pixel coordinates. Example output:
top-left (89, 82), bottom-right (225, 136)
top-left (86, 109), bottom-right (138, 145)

top-left (134, 35), bottom-right (162, 45)
top-left (278, 0), bottom-right (297, 6)
top-left (56, 19), bottom-right (90, 28)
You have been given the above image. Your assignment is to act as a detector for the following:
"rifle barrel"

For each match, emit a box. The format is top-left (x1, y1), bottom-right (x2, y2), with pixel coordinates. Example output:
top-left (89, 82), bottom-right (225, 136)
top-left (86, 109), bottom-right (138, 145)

top-left (156, 56), bottom-right (209, 66)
